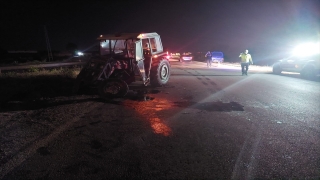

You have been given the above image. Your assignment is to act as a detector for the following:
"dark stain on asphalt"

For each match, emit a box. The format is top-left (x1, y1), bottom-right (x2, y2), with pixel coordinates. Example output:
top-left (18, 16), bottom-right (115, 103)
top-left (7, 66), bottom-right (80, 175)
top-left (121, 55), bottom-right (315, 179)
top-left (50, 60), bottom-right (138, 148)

top-left (173, 101), bottom-right (244, 112)
top-left (89, 120), bottom-right (102, 125)
top-left (37, 147), bottom-right (50, 156)
top-left (90, 140), bottom-right (102, 149)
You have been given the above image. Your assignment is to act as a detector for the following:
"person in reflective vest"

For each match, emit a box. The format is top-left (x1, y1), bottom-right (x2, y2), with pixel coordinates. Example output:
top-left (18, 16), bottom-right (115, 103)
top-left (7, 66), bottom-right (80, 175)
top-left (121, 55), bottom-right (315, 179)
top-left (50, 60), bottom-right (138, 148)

top-left (239, 49), bottom-right (253, 75)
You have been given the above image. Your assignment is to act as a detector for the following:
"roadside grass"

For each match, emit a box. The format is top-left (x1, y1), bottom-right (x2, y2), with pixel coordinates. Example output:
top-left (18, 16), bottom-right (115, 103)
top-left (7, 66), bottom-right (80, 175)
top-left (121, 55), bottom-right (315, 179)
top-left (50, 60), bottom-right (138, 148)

top-left (0, 67), bottom-right (82, 109)
top-left (0, 67), bottom-right (81, 78)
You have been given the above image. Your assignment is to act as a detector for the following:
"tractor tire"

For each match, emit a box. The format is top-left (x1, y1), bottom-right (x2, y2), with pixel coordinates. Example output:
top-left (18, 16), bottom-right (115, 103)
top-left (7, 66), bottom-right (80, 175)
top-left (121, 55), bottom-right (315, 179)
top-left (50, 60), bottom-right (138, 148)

top-left (150, 59), bottom-right (170, 86)
top-left (98, 79), bottom-right (129, 99)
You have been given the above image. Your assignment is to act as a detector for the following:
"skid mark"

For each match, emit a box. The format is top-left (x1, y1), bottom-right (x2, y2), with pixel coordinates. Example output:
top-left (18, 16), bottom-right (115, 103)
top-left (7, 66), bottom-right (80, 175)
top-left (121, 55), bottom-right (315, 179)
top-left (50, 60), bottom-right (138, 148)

top-left (210, 82), bottom-right (217, 86)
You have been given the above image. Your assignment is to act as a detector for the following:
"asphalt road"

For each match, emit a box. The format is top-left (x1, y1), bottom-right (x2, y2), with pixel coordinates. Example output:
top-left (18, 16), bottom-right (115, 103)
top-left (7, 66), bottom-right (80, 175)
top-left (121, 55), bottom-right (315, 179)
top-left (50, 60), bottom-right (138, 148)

top-left (1, 60), bottom-right (319, 179)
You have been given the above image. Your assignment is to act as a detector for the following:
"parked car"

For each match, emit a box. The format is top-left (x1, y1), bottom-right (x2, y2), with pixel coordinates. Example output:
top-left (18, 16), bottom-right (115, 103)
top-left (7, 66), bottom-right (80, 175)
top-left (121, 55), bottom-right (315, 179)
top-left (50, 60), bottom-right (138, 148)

top-left (180, 52), bottom-right (193, 62)
top-left (272, 54), bottom-right (320, 79)
top-left (272, 42), bottom-right (319, 80)
top-left (211, 51), bottom-right (224, 63)
top-left (170, 53), bottom-right (180, 59)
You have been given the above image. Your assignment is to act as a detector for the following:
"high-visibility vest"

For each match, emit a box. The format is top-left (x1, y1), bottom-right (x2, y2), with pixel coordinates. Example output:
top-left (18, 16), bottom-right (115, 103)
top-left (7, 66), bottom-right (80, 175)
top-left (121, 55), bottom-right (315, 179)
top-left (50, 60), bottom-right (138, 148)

top-left (239, 53), bottom-right (253, 63)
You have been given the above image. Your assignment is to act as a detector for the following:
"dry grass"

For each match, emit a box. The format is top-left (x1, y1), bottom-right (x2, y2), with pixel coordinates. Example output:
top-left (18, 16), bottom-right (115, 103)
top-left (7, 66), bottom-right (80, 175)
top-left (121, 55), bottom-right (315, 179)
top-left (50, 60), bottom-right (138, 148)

top-left (0, 67), bottom-right (81, 79)
top-left (0, 67), bottom-right (82, 110)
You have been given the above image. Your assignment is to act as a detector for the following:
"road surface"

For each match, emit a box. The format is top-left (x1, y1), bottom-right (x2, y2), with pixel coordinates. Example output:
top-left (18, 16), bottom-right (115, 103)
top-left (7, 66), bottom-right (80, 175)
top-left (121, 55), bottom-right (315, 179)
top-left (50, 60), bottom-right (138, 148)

top-left (1, 60), bottom-right (319, 179)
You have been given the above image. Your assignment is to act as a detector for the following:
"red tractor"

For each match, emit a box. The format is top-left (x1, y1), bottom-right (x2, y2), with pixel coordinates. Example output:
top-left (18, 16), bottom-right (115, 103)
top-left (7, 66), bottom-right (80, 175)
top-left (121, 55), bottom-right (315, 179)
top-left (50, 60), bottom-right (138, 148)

top-left (73, 32), bottom-right (171, 98)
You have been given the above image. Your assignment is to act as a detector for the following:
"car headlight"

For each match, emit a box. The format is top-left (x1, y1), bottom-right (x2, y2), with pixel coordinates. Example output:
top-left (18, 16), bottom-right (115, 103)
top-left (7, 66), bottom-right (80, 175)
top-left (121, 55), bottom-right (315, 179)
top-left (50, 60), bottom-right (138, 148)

top-left (292, 42), bottom-right (319, 57)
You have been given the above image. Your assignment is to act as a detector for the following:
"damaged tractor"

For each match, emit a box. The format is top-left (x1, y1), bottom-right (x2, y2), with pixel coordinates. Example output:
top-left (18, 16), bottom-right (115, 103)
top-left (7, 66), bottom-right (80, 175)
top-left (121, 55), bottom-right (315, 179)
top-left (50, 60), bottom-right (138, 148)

top-left (73, 32), bottom-right (171, 98)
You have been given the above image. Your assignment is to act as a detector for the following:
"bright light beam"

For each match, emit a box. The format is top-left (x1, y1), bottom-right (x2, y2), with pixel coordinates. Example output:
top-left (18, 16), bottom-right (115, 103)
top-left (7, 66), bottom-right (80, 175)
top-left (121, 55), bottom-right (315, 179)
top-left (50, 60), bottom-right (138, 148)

top-left (292, 42), bottom-right (320, 57)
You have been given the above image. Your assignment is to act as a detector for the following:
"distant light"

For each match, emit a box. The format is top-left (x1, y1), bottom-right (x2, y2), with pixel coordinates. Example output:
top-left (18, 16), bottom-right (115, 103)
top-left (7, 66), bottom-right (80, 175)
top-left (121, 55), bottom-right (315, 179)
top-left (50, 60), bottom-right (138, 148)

top-left (77, 51), bottom-right (84, 56)
top-left (137, 34), bottom-right (144, 38)
top-left (100, 35), bottom-right (103, 37)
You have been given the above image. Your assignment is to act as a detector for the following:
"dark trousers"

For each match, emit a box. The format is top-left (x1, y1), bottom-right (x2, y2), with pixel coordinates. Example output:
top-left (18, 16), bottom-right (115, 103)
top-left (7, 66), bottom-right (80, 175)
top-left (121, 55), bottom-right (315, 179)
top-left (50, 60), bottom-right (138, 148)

top-left (206, 59), bottom-right (211, 67)
top-left (241, 62), bottom-right (249, 75)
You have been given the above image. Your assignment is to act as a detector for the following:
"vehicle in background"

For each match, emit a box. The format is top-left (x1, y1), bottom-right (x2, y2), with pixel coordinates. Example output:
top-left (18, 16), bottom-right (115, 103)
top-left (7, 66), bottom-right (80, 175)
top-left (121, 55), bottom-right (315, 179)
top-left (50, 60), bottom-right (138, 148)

top-left (272, 42), bottom-right (320, 80)
top-left (180, 52), bottom-right (193, 62)
top-left (211, 51), bottom-right (224, 63)
top-left (170, 53), bottom-right (180, 59)
top-left (194, 52), bottom-right (205, 61)
top-left (273, 54), bottom-right (320, 79)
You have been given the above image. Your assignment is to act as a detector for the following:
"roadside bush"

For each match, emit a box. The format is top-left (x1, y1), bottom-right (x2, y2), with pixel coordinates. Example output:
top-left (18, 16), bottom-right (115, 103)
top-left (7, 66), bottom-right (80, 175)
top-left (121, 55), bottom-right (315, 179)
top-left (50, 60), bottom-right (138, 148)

top-left (28, 67), bottom-right (40, 73)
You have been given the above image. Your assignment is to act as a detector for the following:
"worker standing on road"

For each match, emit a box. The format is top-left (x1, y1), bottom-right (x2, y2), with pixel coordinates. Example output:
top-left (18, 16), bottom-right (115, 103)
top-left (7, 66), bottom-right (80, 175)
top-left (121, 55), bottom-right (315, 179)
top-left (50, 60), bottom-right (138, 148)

top-left (205, 51), bottom-right (212, 67)
top-left (239, 49), bottom-right (253, 75)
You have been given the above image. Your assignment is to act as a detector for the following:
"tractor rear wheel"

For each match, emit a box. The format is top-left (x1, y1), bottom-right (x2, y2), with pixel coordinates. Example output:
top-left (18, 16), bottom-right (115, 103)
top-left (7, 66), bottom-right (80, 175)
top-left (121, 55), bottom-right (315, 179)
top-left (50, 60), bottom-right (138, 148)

top-left (150, 59), bottom-right (170, 86)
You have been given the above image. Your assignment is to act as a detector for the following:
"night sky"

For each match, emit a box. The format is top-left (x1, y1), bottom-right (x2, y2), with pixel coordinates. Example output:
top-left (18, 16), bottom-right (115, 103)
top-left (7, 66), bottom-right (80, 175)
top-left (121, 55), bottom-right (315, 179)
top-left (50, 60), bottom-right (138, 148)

top-left (1, 0), bottom-right (319, 63)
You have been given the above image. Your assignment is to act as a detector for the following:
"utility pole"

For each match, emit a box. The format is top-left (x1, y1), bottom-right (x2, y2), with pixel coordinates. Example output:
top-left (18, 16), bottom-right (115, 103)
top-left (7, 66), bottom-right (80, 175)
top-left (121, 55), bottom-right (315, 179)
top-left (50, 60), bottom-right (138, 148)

top-left (44, 26), bottom-right (53, 61)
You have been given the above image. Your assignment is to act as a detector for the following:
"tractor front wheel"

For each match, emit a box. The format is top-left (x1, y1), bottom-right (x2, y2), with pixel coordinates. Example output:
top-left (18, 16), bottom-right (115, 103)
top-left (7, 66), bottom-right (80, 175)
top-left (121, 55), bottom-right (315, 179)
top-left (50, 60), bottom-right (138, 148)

top-left (98, 79), bottom-right (129, 99)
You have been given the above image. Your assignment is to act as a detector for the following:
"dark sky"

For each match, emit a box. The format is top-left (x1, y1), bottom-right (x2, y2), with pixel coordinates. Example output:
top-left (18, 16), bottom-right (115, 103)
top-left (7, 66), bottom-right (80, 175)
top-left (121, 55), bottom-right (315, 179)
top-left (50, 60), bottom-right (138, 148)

top-left (1, 0), bottom-right (319, 62)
